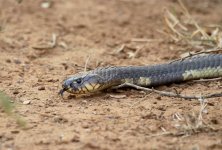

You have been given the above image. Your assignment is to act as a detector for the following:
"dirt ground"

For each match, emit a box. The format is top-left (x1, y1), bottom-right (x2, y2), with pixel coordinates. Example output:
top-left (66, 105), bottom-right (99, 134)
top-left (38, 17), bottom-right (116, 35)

top-left (1, 0), bottom-right (222, 150)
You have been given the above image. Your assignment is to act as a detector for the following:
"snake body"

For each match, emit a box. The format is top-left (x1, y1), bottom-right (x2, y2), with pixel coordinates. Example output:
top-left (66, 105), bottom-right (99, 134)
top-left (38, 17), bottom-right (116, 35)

top-left (60, 54), bottom-right (222, 95)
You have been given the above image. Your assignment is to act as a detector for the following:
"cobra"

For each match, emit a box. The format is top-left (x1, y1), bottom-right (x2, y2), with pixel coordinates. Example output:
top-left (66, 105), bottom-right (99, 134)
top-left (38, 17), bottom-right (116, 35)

top-left (59, 54), bottom-right (222, 96)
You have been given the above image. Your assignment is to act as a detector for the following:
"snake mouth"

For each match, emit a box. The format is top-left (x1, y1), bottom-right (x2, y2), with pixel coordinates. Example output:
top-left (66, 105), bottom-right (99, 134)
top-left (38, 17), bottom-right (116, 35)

top-left (58, 88), bottom-right (67, 97)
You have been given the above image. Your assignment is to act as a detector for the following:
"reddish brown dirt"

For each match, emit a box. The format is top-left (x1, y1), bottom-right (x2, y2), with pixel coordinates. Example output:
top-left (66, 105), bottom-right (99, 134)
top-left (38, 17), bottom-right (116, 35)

top-left (1, 0), bottom-right (222, 150)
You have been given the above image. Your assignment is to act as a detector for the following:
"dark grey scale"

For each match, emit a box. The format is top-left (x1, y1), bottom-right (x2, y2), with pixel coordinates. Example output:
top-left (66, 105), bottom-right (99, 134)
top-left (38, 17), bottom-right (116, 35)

top-left (112, 68), bottom-right (120, 81)
top-left (219, 55), bottom-right (222, 66)
top-left (209, 55), bottom-right (216, 68)
top-left (164, 73), bottom-right (176, 83)
top-left (206, 55), bottom-right (216, 68)
top-left (157, 64), bottom-right (169, 75)
top-left (147, 65), bottom-right (158, 76)
top-left (150, 74), bottom-right (167, 86)
top-left (168, 63), bottom-right (178, 74)
top-left (123, 67), bottom-right (131, 78)
top-left (178, 61), bottom-right (187, 74)
top-left (139, 67), bottom-right (149, 77)
top-left (170, 62), bottom-right (181, 74)
top-left (163, 73), bottom-right (174, 85)
top-left (215, 55), bottom-right (222, 67)
top-left (214, 55), bottom-right (220, 67)
top-left (204, 55), bottom-right (211, 68)
top-left (174, 71), bottom-right (184, 82)
top-left (205, 56), bottom-right (212, 68)
top-left (193, 57), bottom-right (202, 70)
top-left (139, 67), bottom-right (148, 77)
top-left (119, 68), bottom-right (127, 79)
top-left (191, 58), bottom-right (199, 70)
top-left (146, 65), bottom-right (156, 76)
top-left (110, 67), bottom-right (118, 79)
top-left (199, 56), bottom-right (207, 69)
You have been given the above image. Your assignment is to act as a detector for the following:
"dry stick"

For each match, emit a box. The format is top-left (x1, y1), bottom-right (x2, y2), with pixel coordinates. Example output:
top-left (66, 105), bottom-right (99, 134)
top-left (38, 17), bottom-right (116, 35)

top-left (114, 83), bottom-right (222, 100)
top-left (115, 44), bottom-right (125, 54)
top-left (131, 46), bottom-right (144, 59)
top-left (131, 38), bottom-right (163, 42)
top-left (193, 77), bottom-right (222, 83)
top-left (169, 47), bottom-right (222, 64)
top-left (32, 33), bottom-right (57, 50)
top-left (84, 55), bottom-right (91, 72)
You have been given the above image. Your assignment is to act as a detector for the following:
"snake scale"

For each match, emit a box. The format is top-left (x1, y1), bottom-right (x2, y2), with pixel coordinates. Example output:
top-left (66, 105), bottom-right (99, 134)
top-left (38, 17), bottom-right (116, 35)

top-left (59, 54), bottom-right (222, 96)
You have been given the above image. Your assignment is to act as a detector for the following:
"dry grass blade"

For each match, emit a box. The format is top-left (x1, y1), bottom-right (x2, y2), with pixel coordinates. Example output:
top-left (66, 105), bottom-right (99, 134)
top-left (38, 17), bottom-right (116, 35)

top-left (84, 55), bottom-right (91, 72)
top-left (164, 9), bottom-right (185, 39)
top-left (164, 0), bottom-right (221, 48)
top-left (178, 0), bottom-right (209, 39)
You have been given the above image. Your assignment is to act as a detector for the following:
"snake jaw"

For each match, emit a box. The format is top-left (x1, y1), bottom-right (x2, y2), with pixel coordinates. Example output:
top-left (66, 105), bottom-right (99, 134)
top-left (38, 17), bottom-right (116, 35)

top-left (58, 88), bottom-right (66, 97)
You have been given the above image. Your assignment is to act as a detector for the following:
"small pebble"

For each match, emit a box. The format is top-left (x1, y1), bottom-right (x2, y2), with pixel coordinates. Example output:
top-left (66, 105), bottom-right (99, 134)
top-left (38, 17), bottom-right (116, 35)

top-left (41, 1), bottom-right (51, 9)
top-left (38, 86), bottom-right (45, 90)
top-left (13, 90), bottom-right (19, 95)
top-left (53, 116), bottom-right (68, 123)
top-left (82, 122), bottom-right (89, 129)
top-left (23, 100), bottom-right (31, 105)
top-left (11, 130), bottom-right (20, 134)
top-left (6, 59), bottom-right (11, 63)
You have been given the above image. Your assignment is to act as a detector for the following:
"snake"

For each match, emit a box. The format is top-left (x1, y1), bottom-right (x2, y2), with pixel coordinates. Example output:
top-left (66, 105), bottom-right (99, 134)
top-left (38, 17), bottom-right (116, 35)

top-left (59, 54), bottom-right (222, 96)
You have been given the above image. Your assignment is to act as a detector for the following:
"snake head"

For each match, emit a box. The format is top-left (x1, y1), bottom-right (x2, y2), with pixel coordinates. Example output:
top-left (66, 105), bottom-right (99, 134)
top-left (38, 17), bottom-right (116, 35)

top-left (59, 73), bottom-right (104, 96)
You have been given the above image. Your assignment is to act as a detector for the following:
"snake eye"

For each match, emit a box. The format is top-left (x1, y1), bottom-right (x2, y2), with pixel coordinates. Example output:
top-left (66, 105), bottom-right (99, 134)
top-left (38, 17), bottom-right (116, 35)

top-left (76, 78), bottom-right (82, 84)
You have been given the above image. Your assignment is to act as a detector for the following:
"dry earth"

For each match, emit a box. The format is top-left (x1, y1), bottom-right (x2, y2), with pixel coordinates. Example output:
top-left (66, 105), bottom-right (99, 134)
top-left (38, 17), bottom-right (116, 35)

top-left (0, 0), bottom-right (222, 150)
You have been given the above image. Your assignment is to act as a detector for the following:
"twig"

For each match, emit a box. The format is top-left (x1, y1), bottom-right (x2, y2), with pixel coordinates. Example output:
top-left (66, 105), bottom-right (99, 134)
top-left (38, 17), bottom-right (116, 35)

top-left (146, 131), bottom-right (173, 138)
top-left (114, 83), bottom-right (222, 100)
top-left (130, 46), bottom-right (144, 59)
top-left (114, 44), bottom-right (125, 54)
top-left (193, 77), bottom-right (222, 83)
top-left (131, 38), bottom-right (163, 42)
top-left (32, 33), bottom-right (57, 50)
top-left (169, 47), bottom-right (222, 63)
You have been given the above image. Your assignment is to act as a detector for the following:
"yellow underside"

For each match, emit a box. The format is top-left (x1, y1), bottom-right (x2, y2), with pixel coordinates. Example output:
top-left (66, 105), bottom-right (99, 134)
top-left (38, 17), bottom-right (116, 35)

top-left (182, 67), bottom-right (222, 80)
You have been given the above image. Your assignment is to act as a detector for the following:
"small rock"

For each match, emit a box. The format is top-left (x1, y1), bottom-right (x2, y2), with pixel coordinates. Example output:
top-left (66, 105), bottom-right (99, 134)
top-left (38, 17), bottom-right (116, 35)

top-left (53, 116), bottom-right (68, 123)
top-left (13, 90), bottom-right (19, 95)
top-left (47, 78), bottom-right (58, 82)
top-left (41, 1), bottom-right (51, 9)
top-left (71, 135), bottom-right (80, 143)
top-left (6, 59), bottom-right (11, 63)
top-left (82, 122), bottom-right (89, 128)
top-left (109, 94), bottom-right (126, 99)
top-left (38, 86), bottom-right (45, 90)
top-left (23, 100), bottom-right (31, 105)
top-left (11, 130), bottom-right (20, 134)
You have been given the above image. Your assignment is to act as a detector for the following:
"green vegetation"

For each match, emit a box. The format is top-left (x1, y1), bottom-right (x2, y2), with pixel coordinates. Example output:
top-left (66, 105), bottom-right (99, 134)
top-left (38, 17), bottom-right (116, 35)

top-left (0, 91), bottom-right (26, 127)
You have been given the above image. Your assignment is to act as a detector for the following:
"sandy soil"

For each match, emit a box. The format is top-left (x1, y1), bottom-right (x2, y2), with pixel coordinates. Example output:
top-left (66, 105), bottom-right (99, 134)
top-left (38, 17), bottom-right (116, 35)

top-left (1, 0), bottom-right (222, 150)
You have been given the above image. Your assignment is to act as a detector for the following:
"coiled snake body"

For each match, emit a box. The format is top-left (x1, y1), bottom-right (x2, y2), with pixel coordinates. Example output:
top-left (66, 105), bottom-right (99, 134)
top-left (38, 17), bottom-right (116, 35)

top-left (59, 54), bottom-right (222, 96)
